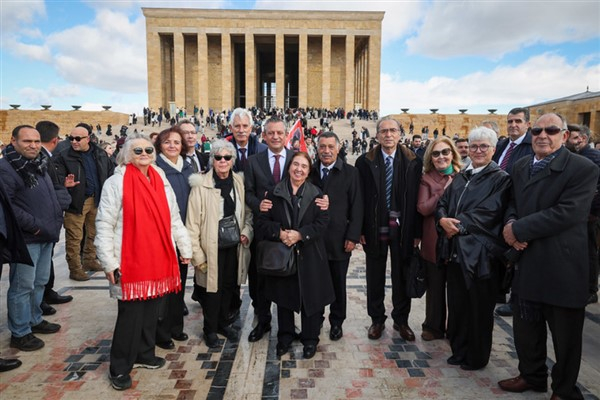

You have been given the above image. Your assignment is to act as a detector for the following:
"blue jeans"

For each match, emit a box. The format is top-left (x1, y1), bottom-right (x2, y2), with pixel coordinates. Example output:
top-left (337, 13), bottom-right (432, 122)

top-left (8, 242), bottom-right (52, 337)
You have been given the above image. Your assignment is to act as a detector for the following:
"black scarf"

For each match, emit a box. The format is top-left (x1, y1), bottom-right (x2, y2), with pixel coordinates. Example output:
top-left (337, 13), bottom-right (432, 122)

top-left (213, 169), bottom-right (235, 217)
top-left (2, 144), bottom-right (48, 188)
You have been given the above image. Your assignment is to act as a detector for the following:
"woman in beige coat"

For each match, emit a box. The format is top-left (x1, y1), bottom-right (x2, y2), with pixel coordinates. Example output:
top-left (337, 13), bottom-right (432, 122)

top-left (186, 139), bottom-right (253, 348)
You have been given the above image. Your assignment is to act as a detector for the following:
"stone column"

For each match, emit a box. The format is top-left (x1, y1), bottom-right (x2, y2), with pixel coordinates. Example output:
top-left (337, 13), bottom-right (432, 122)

top-left (275, 33), bottom-right (285, 109)
top-left (367, 34), bottom-right (381, 111)
top-left (245, 33), bottom-right (255, 108)
top-left (345, 34), bottom-right (355, 112)
top-left (197, 32), bottom-right (208, 110)
top-left (322, 34), bottom-right (331, 110)
top-left (173, 32), bottom-right (185, 108)
top-left (298, 34), bottom-right (308, 109)
top-left (146, 31), bottom-right (161, 109)
top-left (221, 33), bottom-right (232, 111)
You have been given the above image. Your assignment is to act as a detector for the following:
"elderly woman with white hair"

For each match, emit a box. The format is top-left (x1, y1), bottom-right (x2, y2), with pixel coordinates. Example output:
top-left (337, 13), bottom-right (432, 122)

top-left (435, 126), bottom-right (512, 371)
top-left (186, 139), bottom-right (253, 348)
top-left (95, 133), bottom-right (192, 391)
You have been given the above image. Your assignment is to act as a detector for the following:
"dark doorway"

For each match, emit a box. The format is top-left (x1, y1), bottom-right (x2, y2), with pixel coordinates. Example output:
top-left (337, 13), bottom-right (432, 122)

top-left (285, 38), bottom-right (299, 109)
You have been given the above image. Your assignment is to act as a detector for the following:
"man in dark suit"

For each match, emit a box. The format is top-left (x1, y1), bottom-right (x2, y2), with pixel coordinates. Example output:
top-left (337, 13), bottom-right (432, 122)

top-left (498, 113), bottom-right (598, 400)
top-left (310, 132), bottom-right (363, 341)
top-left (179, 120), bottom-right (209, 172)
top-left (356, 116), bottom-right (422, 341)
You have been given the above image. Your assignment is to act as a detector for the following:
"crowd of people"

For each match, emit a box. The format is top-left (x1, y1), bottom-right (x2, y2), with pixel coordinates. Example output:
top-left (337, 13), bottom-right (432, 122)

top-left (1, 106), bottom-right (598, 400)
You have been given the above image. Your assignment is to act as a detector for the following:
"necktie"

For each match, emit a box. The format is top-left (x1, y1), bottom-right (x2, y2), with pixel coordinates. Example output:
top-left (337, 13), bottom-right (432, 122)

top-left (273, 154), bottom-right (281, 183)
top-left (239, 148), bottom-right (247, 171)
top-left (385, 156), bottom-right (393, 209)
top-left (499, 142), bottom-right (516, 171)
top-left (322, 167), bottom-right (329, 184)
top-left (188, 154), bottom-right (199, 173)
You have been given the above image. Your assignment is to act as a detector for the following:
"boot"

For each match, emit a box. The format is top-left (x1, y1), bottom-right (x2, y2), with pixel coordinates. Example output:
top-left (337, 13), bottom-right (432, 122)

top-left (69, 268), bottom-right (90, 281)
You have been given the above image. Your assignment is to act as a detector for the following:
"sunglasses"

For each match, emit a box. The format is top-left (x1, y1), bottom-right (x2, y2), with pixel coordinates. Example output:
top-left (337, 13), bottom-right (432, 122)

top-left (531, 126), bottom-right (565, 136)
top-left (431, 148), bottom-right (452, 158)
top-left (68, 136), bottom-right (88, 142)
top-left (214, 154), bottom-right (233, 161)
top-left (469, 144), bottom-right (491, 152)
top-left (133, 147), bottom-right (154, 155)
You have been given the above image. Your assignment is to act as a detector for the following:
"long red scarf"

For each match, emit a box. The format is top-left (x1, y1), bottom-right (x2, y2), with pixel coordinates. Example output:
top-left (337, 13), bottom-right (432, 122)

top-left (120, 164), bottom-right (180, 300)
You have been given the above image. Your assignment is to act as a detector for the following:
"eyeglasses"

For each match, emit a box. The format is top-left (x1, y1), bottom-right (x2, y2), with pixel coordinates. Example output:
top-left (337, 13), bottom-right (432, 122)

top-left (68, 136), bottom-right (88, 142)
top-left (431, 148), bottom-right (452, 158)
top-left (469, 144), bottom-right (491, 152)
top-left (214, 154), bottom-right (233, 161)
top-left (378, 128), bottom-right (400, 135)
top-left (133, 147), bottom-right (154, 155)
top-left (531, 126), bottom-right (565, 136)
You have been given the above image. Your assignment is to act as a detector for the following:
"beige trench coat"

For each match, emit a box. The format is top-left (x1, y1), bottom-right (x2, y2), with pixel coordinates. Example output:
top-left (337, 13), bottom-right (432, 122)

top-left (186, 172), bottom-right (253, 293)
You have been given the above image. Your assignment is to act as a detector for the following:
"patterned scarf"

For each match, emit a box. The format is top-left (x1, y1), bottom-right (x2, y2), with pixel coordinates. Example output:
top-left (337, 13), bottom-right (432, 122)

top-left (2, 144), bottom-right (48, 188)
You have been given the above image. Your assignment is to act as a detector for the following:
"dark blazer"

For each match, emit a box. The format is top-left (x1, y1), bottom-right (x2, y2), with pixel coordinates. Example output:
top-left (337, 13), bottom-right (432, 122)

top-left (229, 135), bottom-right (268, 173)
top-left (0, 177), bottom-right (33, 266)
top-left (492, 132), bottom-right (533, 175)
top-left (155, 155), bottom-right (193, 222)
top-left (309, 158), bottom-right (363, 260)
top-left (189, 148), bottom-right (210, 172)
top-left (577, 146), bottom-right (600, 217)
top-left (244, 148), bottom-right (293, 219)
top-left (507, 149), bottom-right (599, 308)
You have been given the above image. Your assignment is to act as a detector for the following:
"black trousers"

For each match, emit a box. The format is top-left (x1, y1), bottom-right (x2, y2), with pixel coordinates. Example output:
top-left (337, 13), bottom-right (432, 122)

top-left (44, 243), bottom-right (56, 296)
top-left (446, 262), bottom-right (497, 369)
top-left (327, 259), bottom-right (350, 326)
top-left (588, 220), bottom-right (599, 295)
top-left (247, 240), bottom-right (272, 325)
top-left (198, 248), bottom-right (237, 334)
top-left (365, 243), bottom-right (411, 325)
top-left (422, 260), bottom-right (447, 336)
top-left (156, 261), bottom-right (187, 342)
top-left (277, 305), bottom-right (321, 347)
top-left (110, 297), bottom-right (160, 376)
top-left (513, 302), bottom-right (584, 399)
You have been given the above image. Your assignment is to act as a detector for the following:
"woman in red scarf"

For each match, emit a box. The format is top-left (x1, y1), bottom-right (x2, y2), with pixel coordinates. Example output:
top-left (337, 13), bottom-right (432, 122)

top-left (95, 133), bottom-right (192, 391)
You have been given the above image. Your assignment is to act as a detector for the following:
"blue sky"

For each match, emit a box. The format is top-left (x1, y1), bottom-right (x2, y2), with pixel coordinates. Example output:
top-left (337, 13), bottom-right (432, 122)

top-left (1, 0), bottom-right (599, 116)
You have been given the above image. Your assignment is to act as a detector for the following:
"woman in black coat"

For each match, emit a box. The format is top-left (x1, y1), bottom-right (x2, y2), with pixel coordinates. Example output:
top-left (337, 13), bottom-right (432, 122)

top-left (257, 152), bottom-right (334, 359)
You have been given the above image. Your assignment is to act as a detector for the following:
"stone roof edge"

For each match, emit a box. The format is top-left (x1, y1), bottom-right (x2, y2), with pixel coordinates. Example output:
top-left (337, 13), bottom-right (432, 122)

top-left (142, 8), bottom-right (385, 21)
top-left (528, 90), bottom-right (600, 107)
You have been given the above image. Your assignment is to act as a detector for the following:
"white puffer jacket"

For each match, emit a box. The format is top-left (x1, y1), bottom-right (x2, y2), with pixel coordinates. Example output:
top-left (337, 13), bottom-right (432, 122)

top-left (95, 164), bottom-right (193, 299)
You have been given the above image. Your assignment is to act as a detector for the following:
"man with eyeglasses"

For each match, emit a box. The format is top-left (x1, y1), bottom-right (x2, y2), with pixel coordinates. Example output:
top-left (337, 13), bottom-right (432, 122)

top-left (356, 116), bottom-right (423, 342)
top-left (492, 107), bottom-right (534, 317)
top-left (178, 120), bottom-right (209, 173)
top-left (54, 123), bottom-right (115, 281)
top-left (498, 113), bottom-right (598, 399)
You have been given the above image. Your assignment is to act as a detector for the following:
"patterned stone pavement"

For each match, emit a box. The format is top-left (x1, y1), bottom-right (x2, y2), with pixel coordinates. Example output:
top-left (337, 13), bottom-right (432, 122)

top-left (1, 236), bottom-right (599, 400)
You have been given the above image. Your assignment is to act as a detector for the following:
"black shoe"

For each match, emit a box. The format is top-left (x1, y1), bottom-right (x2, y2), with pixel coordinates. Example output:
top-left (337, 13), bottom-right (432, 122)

top-left (495, 304), bottom-right (513, 317)
top-left (218, 326), bottom-right (239, 342)
top-left (191, 289), bottom-right (201, 303)
top-left (44, 290), bottom-right (73, 305)
top-left (109, 373), bottom-right (132, 390)
top-left (447, 355), bottom-right (465, 366)
top-left (303, 344), bottom-right (317, 359)
top-left (41, 302), bottom-right (56, 316)
top-left (133, 356), bottom-right (166, 369)
top-left (156, 340), bottom-right (175, 350)
top-left (0, 358), bottom-right (22, 372)
top-left (10, 333), bottom-right (44, 351)
top-left (276, 342), bottom-right (290, 357)
top-left (248, 324), bottom-right (271, 342)
top-left (588, 293), bottom-right (598, 304)
top-left (31, 320), bottom-right (61, 334)
top-left (329, 325), bottom-right (343, 341)
top-left (204, 333), bottom-right (220, 348)
top-left (182, 304), bottom-right (189, 316)
top-left (226, 309), bottom-right (240, 325)
top-left (172, 332), bottom-right (188, 341)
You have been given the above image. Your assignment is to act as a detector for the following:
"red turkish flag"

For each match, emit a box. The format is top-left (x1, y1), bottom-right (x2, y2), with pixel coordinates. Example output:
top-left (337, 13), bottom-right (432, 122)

top-left (285, 119), bottom-right (307, 152)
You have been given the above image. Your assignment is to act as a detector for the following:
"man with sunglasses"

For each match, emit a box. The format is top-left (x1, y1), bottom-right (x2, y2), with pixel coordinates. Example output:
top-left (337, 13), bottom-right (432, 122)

top-left (54, 123), bottom-right (115, 281)
top-left (499, 113), bottom-right (598, 399)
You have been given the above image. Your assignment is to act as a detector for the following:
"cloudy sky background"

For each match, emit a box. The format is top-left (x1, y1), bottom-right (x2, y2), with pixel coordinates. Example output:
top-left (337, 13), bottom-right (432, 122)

top-left (1, 0), bottom-right (598, 115)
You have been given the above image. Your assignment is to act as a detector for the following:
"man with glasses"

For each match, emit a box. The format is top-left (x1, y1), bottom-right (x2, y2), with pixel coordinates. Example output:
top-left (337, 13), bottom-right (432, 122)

top-left (356, 116), bottom-right (422, 341)
top-left (54, 123), bottom-right (115, 281)
top-left (178, 120), bottom-right (208, 173)
top-left (499, 113), bottom-right (598, 399)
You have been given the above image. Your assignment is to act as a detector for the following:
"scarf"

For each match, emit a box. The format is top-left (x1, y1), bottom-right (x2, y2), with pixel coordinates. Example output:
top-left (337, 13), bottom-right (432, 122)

top-left (120, 164), bottom-right (180, 300)
top-left (438, 165), bottom-right (454, 175)
top-left (159, 153), bottom-right (184, 172)
top-left (213, 169), bottom-right (235, 217)
top-left (3, 144), bottom-right (48, 188)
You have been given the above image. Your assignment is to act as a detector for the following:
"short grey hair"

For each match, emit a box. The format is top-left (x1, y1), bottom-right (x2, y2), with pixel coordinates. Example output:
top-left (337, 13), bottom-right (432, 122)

top-left (209, 139), bottom-right (237, 168)
top-left (376, 116), bottom-right (401, 134)
top-left (469, 126), bottom-right (498, 147)
top-left (229, 108), bottom-right (253, 126)
top-left (481, 120), bottom-right (500, 135)
top-left (117, 132), bottom-right (155, 165)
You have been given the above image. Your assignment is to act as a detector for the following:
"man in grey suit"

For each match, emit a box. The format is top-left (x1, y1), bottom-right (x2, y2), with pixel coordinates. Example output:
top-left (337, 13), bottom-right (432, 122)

top-left (498, 113), bottom-right (598, 400)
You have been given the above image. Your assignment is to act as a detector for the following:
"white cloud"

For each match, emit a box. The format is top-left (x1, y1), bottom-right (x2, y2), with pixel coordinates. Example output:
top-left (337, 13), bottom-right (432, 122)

top-left (7, 42), bottom-right (51, 62)
top-left (0, 0), bottom-right (46, 35)
top-left (406, 1), bottom-right (600, 58)
top-left (17, 84), bottom-right (81, 107)
top-left (380, 53), bottom-right (600, 115)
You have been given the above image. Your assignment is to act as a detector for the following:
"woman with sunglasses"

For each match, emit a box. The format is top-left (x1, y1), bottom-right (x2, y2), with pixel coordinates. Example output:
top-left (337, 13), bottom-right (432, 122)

top-left (436, 126), bottom-right (512, 371)
top-left (417, 137), bottom-right (461, 342)
top-left (95, 133), bottom-right (192, 391)
top-left (152, 127), bottom-right (195, 350)
top-left (186, 139), bottom-right (253, 348)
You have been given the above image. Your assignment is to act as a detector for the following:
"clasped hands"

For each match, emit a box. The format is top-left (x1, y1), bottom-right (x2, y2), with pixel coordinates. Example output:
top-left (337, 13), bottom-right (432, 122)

top-left (280, 229), bottom-right (301, 247)
top-left (502, 221), bottom-right (528, 251)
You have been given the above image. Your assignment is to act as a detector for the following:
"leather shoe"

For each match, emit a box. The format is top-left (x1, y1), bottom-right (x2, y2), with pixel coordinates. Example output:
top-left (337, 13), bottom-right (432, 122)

top-left (421, 330), bottom-right (444, 341)
top-left (156, 340), bottom-right (175, 350)
top-left (0, 358), bottom-right (22, 372)
top-left (182, 304), bottom-right (189, 316)
top-left (498, 376), bottom-right (547, 393)
top-left (276, 342), bottom-right (289, 357)
top-left (495, 304), bottom-right (513, 317)
top-left (329, 325), bottom-right (343, 341)
top-left (204, 333), bottom-right (220, 348)
top-left (44, 290), bottom-right (73, 305)
top-left (588, 293), bottom-right (598, 304)
top-left (393, 323), bottom-right (415, 341)
top-left (303, 344), bottom-right (317, 359)
top-left (368, 323), bottom-right (384, 340)
top-left (248, 324), bottom-right (271, 342)
top-left (447, 355), bottom-right (464, 365)
top-left (218, 326), bottom-right (239, 342)
top-left (41, 302), bottom-right (56, 316)
top-left (172, 332), bottom-right (188, 341)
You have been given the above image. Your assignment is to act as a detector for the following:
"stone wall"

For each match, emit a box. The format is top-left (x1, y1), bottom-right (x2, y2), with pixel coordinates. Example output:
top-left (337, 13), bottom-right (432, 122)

top-left (389, 112), bottom-right (507, 138)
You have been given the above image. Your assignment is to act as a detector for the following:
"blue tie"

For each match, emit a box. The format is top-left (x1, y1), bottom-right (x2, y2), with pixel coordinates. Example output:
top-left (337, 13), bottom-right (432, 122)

top-left (322, 167), bottom-right (329, 184)
top-left (385, 156), bottom-right (393, 209)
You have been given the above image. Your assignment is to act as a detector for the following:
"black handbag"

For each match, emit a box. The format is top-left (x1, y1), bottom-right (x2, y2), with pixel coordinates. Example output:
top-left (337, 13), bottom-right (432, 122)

top-left (406, 247), bottom-right (427, 298)
top-left (256, 241), bottom-right (297, 277)
top-left (218, 214), bottom-right (240, 249)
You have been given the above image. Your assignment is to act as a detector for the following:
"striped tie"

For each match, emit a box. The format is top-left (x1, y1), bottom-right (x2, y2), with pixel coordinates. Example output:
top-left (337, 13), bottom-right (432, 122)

top-left (385, 156), bottom-right (393, 209)
top-left (499, 142), bottom-right (515, 171)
